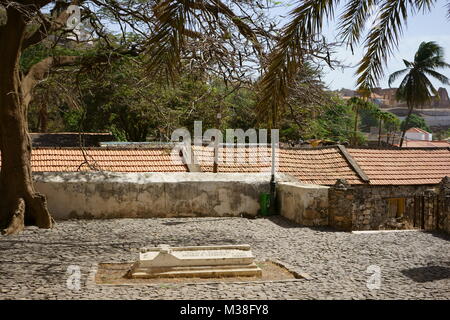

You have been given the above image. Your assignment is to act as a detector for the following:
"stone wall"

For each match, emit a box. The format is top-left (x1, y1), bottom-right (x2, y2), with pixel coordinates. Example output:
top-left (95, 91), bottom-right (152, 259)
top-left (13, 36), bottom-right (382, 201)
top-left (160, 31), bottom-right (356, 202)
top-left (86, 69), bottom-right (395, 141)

top-left (329, 179), bottom-right (449, 231)
top-left (276, 182), bottom-right (329, 226)
top-left (350, 185), bottom-right (433, 230)
top-left (33, 172), bottom-right (272, 220)
top-left (438, 177), bottom-right (450, 234)
top-left (328, 180), bottom-right (354, 231)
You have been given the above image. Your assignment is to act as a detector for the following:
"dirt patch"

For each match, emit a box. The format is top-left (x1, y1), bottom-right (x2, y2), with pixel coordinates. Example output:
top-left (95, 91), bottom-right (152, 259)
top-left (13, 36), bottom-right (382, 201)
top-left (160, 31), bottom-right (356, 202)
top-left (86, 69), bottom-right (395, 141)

top-left (95, 261), bottom-right (298, 285)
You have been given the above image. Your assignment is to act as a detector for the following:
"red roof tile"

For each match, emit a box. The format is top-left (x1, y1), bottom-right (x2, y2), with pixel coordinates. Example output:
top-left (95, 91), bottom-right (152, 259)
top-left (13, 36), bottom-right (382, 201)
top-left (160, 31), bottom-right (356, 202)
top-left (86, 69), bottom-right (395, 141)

top-left (0, 148), bottom-right (187, 173)
top-left (192, 146), bottom-right (363, 185)
top-left (406, 127), bottom-right (431, 134)
top-left (395, 140), bottom-right (450, 148)
top-left (347, 148), bottom-right (450, 185)
top-left (1, 145), bottom-right (448, 186)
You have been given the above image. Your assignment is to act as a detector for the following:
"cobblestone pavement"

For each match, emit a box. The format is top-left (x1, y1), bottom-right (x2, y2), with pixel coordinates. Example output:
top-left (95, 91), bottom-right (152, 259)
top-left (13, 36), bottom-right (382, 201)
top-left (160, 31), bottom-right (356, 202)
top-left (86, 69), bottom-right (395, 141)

top-left (0, 217), bottom-right (449, 300)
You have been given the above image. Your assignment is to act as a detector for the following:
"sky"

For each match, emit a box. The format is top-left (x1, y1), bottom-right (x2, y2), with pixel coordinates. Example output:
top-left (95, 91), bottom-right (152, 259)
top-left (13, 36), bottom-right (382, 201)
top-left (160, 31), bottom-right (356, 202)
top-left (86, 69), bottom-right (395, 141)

top-left (72, 0), bottom-right (450, 92)
top-left (273, 0), bottom-right (450, 92)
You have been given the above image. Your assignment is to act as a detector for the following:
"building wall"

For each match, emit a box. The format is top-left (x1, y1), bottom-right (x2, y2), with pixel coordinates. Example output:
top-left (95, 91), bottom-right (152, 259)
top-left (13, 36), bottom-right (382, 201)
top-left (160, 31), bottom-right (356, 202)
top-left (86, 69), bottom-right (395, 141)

top-left (32, 172), bottom-right (450, 234)
top-left (33, 172), bottom-right (272, 219)
top-left (350, 185), bottom-right (436, 230)
top-left (329, 180), bottom-right (449, 232)
top-left (276, 182), bottom-right (329, 226)
top-left (328, 181), bottom-right (354, 231)
top-left (438, 177), bottom-right (450, 234)
top-left (405, 131), bottom-right (432, 141)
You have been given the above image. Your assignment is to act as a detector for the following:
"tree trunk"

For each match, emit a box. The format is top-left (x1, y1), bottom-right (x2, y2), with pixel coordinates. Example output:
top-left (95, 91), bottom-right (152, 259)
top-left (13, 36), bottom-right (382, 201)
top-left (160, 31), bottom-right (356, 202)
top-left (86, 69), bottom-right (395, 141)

top-left (353, 110), bottom-right (359, 146)
top-left (38, 103), bottom-right (48, 132)
top-left (0, 6), bottom-right (53, 235)
top-left (378, 119), bottom-right (382, 146)
top-left (399, 106), bottom-right (414, 147)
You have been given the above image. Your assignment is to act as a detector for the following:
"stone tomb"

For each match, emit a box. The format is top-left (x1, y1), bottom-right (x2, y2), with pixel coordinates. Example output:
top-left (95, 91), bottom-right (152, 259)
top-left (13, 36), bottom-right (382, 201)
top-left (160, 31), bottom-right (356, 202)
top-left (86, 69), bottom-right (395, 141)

top-left (129, 244), bottom-right (262, 278)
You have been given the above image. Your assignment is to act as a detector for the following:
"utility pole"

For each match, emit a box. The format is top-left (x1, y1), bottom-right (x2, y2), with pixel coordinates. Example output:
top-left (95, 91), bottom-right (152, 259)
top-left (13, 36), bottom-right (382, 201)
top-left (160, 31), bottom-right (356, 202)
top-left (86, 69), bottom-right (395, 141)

top-left (213, 111), bottom-right (221, 173)
top-left (269, 130), bottom-right (277, 215)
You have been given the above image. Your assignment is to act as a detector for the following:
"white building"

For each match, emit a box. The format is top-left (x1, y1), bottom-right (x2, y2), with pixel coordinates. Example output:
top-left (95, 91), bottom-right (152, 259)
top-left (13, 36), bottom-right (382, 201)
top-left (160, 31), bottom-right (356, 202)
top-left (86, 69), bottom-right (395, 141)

top-left (404, 127), bottom-right (432, 141)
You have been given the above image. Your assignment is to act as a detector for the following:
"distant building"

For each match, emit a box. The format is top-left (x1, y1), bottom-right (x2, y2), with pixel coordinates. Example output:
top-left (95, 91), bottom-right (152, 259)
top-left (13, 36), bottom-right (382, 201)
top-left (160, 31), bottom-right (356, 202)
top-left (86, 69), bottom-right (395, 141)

top-left (404, 127), bottom-right (432, 141)
top-left (337, 87), bottom-right (450, 109)
top-left (393, 127), bottom-right (450, 147)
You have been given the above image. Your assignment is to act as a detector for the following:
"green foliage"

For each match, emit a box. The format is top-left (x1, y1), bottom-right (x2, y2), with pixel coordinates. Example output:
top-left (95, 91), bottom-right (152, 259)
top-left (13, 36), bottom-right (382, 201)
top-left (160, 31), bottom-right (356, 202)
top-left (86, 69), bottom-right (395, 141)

top-left (389, 41), bottom-right (450, 108)
top-left (20, 43), bottom-right (82, 73)
top-left (400, 114), bottom-right (430, 132)
top-left (302, 100), bottom-right (355, 143)
top-left (359, 107), bottom-right (378, 132)
top-left (257, 0), bottom-right (441, 126)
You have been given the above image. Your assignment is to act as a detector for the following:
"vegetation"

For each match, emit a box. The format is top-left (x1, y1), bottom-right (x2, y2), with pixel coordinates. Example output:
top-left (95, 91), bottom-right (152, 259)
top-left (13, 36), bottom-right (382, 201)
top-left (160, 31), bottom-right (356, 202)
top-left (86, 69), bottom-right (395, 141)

top-left (388, 41), bottom-right (450, 146)
top-left (0, 0), bottom-right (448, 236)
top-left (400, 114), bottom-right (430, 132)
top-left (0, 0), bottom-right (279, 234)
top-left (256, 0), bottom-right (450, 124)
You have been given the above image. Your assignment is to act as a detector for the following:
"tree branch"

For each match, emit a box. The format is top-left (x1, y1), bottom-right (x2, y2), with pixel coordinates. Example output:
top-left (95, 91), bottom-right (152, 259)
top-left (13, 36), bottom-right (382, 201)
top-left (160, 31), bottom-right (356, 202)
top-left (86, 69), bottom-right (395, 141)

top-left (21, 55), bottom-right (79, 107)
top-left (22, 2), bottom-right (70, 49)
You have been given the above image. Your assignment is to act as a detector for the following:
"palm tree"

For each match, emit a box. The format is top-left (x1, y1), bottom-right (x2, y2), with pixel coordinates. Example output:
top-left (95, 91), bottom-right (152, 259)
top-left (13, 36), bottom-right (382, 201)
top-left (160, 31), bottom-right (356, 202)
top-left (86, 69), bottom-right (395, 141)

top-left (373, 109), bottom-right (394, 146)
top-left (257, 0), bottom-right (450, 125)
top-left (347, 96), bottom-right (376, 145)
top-left (388, 41), bottom-right (450, 146)
top-left (381, 111), bottom-right (400, 145)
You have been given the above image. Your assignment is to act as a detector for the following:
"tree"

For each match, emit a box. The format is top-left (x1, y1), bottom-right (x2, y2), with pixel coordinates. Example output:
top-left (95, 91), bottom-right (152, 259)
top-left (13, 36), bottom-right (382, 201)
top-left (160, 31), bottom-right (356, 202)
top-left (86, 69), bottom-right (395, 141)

top-left (347, 97), bottom-right (377, 145)
top-left (373, 109), bottom-right (395, 146)
top-left (400, 113), bottom-right (430, 132)
top-left (0, 0), bottom-right (273, 234)
top-left (383, 112), bottom-right (401, 144)
top-left (0, 0), bottom-right (152, 234)
top-left (299, 97), bottom-right (356, 144)
top-left (256, 0), bottom-right (450, 124)
top-left (388, 41), bottom-right (450, 146)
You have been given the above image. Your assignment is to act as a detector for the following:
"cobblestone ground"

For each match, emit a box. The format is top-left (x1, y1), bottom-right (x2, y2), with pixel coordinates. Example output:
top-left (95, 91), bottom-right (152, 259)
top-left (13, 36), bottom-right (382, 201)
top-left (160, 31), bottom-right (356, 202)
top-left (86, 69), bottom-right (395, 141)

top-left (0, 217), bottom-right (449, 300)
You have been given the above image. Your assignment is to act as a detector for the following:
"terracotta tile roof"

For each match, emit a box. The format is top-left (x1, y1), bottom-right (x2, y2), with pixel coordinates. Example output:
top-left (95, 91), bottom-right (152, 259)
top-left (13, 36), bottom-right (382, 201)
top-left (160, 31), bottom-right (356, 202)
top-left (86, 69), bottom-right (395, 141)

top-left (0, 148), bottom-right (187, 172)
top-left (192, 146), bottom-right (363, 185)
top-left (406, 127), bottom-right (430, 134)
top-left (1, 145), bottom-right (448, 186)
top-left (347, 148), bottom-right (450, 185)
top-left (394, 140), bottom-right (450, 148)
top-left (278, 148), bottom-right (364, 185)
top-left (192, 145), bottom-right (272, 173)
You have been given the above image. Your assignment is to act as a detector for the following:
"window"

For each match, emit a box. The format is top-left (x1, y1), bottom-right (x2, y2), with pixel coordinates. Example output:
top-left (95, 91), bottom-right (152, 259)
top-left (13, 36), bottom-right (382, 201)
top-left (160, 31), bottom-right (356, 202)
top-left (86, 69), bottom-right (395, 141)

top-left (387, 198), bottom-right (406, 218)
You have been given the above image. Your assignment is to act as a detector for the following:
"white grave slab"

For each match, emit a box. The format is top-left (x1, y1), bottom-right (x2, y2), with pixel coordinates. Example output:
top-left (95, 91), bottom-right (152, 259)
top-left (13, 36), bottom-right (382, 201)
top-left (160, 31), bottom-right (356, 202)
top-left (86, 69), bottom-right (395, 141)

top-left (129, 244), bottom-right (262, 279)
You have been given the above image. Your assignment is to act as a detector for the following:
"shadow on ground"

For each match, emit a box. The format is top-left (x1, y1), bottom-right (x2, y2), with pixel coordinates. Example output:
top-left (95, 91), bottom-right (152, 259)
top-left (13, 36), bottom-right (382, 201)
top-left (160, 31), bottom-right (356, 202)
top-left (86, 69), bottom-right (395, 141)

top-left (266, 215), bottom-right (338, 232)
top-left (401, 265), bottom-right (450, 283)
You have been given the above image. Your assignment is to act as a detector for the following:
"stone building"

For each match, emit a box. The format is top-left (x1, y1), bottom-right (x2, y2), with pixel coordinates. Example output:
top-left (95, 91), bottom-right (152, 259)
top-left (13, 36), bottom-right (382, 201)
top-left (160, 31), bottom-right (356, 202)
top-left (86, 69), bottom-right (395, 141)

top-left (197, 145), bottom-right (450, 233)
top-left (1, 144), bottom-right (449, 233)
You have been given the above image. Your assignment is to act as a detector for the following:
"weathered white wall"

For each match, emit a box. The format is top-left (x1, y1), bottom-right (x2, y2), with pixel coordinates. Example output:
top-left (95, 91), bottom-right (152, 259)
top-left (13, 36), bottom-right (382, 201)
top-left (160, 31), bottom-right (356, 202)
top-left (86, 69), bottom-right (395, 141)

top-left (277, 182), bottom-right (329, 226)
top-left (33, 172), bottom-right (274, 220)
top-left (405, 131), bottom-right (431, 141)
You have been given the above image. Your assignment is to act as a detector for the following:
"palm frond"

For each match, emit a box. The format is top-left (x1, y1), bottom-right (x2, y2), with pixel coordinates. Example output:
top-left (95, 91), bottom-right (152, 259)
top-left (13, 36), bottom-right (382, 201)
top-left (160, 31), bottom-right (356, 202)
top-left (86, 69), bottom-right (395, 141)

top-left (338, 0), bottom-right (375, 50)
top-left (416, 42), bottom-right (450, 68)
top-left (145, 0), bottom-right (193, 83)
top-left (356, 0), bottom-right (409, 89)
top-left (423, 68), bottom-right (450, 85)
top-left (414, 41), bottom-right (441, 63)
top-left (356, 0), bottom-right (435, 90)
top-left (403, 59), bottom-right (413, 68)
top-left (256, 0), bottom-right (338, 126)
top-left (388, 68), bottom-right (408, 87)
